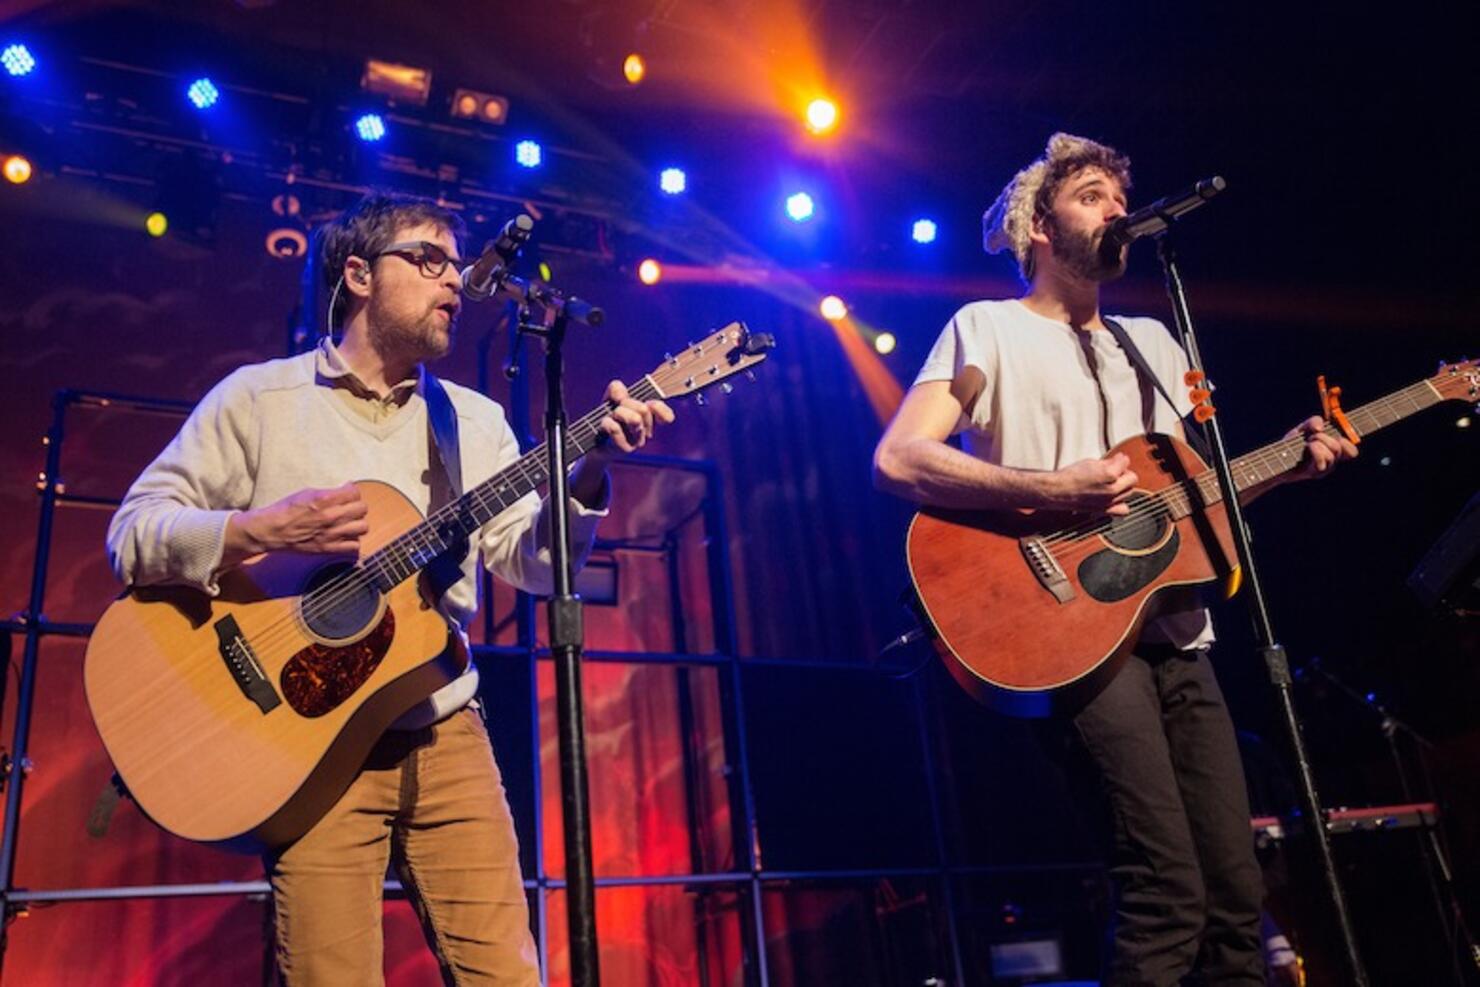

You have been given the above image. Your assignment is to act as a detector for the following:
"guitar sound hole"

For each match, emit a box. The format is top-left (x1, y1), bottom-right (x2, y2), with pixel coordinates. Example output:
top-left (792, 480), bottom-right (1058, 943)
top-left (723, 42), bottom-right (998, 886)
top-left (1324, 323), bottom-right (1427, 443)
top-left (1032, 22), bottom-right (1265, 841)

top-left (1102, 493), bottom-right (1169, 552)
top-left (300, 563), bottom-right (381, 642)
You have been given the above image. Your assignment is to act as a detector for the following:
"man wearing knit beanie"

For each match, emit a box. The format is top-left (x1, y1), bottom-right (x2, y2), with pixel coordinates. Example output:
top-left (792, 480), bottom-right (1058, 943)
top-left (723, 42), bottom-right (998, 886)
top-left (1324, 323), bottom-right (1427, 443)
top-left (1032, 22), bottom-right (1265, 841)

top-left (874, 133), bottom-right (1354, 984)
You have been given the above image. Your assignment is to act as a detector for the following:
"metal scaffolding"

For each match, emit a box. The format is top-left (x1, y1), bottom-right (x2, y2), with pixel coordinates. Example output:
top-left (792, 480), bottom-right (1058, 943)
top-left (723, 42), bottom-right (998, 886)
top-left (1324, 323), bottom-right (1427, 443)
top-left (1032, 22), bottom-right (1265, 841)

top-left (0, 387), bottom-right (1096, 985)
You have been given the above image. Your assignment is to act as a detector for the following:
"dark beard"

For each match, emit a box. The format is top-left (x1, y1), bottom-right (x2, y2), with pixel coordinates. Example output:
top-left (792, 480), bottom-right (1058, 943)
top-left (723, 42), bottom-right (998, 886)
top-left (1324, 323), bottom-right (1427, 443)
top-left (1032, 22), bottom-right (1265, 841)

top-left (1048, 219), bottom-right (1126, 282)
top-left (367, 293), bottom-right (453, 361)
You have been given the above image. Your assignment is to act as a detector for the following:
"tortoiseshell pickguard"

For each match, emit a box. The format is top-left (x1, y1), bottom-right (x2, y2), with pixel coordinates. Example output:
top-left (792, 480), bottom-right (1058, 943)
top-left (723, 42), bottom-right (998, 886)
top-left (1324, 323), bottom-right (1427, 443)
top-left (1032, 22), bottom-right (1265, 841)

top-left (280, 608), bottom-right (396, 718)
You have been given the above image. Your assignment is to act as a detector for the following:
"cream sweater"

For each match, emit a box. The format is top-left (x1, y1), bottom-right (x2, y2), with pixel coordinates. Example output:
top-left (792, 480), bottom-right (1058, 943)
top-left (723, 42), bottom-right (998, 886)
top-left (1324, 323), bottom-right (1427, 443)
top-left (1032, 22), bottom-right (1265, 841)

top-left (107, 340), bottom-right (605, 725)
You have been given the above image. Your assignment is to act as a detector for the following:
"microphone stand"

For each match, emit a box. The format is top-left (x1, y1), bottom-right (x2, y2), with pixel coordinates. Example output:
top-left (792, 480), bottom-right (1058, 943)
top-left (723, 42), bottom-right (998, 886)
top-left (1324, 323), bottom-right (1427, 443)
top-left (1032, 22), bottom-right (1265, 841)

top-left (509, 286), bottom-right (603, 987)
top-left (1154, 222), bottom-right (1370, 985)
top-left (469, 212), bottom-right (605, 983)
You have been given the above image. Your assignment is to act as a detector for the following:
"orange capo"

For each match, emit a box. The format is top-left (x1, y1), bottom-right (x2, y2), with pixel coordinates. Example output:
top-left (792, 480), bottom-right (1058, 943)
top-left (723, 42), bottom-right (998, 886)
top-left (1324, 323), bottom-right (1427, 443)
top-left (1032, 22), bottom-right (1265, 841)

top-left (1184, 369), bottom-right (1216, 423)
top-left (1317, 375), bottom-right (1360, 445)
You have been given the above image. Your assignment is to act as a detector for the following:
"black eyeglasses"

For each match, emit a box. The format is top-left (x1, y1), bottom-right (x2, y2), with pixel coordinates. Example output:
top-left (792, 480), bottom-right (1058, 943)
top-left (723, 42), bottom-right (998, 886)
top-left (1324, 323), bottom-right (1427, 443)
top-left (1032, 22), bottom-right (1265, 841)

top-left (373, 240), bottom-right (465, 278)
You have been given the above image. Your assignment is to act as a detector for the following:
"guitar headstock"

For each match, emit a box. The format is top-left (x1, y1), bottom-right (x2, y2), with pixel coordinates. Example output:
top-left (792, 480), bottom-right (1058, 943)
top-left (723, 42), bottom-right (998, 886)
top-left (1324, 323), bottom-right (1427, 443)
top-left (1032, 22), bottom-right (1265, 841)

top-left (1429, 359), bottom-right (1480, 404)
top-left (647, 322), bottom-right (775, 401)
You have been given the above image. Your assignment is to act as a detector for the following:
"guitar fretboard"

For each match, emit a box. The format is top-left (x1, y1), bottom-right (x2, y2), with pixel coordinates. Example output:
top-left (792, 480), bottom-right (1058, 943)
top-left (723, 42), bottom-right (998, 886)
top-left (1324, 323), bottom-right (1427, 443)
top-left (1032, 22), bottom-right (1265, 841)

top-left (1160, 378), bottom-right (1443, 519)
top-left (358, 376), bottom-right (662, 590)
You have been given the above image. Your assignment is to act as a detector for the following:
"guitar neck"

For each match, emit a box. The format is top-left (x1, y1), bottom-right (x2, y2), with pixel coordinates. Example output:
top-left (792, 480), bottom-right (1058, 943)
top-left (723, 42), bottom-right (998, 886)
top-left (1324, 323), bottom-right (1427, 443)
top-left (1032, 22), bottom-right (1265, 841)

top-left (361, 376), bottom-right (661, 588)
top-left (1188, 376), bottom-right (1445, 506)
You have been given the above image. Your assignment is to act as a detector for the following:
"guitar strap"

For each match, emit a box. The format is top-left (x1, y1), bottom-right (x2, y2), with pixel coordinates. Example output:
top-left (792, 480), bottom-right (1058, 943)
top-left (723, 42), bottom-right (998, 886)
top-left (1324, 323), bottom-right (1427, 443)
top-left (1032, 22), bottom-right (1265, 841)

top-left (422, 371), bottom-right (471, 600)
top-left (423, 370), bottom-right (463, 500)
top-left (1102, 317), bottom-right (1212, 461)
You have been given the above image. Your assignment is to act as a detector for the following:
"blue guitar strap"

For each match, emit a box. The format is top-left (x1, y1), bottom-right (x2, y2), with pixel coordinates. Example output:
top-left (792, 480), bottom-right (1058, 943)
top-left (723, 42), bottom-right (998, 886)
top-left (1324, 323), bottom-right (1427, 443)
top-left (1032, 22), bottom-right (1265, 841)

top-left (421, 371), bottom-right (470, 600)
top-left (422, 370), bottom-right (463, 500)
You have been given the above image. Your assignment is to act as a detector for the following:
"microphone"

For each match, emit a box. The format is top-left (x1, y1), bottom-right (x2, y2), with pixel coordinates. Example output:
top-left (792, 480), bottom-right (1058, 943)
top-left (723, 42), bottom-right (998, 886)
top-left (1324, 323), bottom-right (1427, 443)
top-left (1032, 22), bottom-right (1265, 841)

top-left (460, 214), bottom-right (535, 301)
top-left (1100, 176), bottom-right (1226, 254)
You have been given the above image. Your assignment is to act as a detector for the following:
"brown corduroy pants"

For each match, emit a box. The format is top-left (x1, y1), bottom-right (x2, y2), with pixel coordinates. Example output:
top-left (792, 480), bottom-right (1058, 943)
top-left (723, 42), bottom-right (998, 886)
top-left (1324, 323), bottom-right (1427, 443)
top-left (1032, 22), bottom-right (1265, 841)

top-left (265, 706), bottom-right (540, 986)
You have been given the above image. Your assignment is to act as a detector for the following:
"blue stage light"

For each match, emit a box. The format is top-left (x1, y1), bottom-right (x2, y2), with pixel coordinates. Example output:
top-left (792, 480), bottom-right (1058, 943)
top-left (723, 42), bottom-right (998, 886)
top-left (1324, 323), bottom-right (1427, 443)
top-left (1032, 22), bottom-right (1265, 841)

top-left (186, 77), bottom-right (220, 110)
top-left (2, 44), bottom-right (36, 77)
top-left (786, 192), bottom-right (815, 222)
top-left (659, 167), bottom-right (686, 195)
top-left (911, 218), bottom-right (938, 244)
top-left (355, 113), bottom-right (387, 142)
top-left (515, 140), bottom-right (543, 168)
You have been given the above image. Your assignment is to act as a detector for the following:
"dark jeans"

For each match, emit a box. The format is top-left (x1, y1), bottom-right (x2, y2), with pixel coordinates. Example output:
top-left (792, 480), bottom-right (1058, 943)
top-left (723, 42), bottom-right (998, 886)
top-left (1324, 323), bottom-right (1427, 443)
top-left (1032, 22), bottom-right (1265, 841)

top-left (1063, 646), bottom-right (1266, 986)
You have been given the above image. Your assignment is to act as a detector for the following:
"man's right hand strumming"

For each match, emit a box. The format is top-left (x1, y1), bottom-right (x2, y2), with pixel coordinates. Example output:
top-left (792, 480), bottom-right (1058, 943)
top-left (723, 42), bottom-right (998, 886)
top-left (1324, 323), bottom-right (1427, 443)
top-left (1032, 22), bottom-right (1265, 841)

top-left (1043, 452), bottom-right (1139, 516)
top-left (222, 483), bottom-right (369, 567)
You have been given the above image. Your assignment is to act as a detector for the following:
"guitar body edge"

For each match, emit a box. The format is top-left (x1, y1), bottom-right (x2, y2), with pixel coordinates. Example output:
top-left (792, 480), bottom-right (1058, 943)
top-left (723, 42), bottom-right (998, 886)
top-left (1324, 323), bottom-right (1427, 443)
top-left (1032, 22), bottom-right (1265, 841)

top-left (907, 432), bottom-right (1238, 718)
top-left (84, 479), bottom-right (466, 850)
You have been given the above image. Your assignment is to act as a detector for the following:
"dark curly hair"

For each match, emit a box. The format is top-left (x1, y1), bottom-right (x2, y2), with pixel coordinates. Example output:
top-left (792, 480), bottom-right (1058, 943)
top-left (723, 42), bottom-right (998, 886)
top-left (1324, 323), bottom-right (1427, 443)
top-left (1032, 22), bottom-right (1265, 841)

top-left (319, 191), bottom-right (466, 329)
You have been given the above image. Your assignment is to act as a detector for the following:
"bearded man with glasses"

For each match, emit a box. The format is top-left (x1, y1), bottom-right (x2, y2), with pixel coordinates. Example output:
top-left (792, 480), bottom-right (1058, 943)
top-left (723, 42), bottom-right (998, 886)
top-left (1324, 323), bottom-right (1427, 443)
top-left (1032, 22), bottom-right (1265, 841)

top-left (106, 191), bottom-right (672, 985)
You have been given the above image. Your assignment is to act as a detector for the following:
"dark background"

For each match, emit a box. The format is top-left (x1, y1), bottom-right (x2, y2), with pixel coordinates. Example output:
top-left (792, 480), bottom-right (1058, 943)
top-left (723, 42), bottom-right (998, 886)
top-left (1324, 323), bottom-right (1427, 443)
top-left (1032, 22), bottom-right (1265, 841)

top-left (1, 1), bottom-right (1476, 984)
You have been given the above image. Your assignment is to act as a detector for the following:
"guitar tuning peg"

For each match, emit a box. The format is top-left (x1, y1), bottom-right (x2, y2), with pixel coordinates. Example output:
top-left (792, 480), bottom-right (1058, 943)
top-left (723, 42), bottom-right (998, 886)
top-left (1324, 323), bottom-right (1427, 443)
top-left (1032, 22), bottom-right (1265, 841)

top-left (694, 392), bottom-right (707, 406)
top-left (720, 382), bottom-right (733, 395)
top-left (745, 369), bottom-right (757, 383)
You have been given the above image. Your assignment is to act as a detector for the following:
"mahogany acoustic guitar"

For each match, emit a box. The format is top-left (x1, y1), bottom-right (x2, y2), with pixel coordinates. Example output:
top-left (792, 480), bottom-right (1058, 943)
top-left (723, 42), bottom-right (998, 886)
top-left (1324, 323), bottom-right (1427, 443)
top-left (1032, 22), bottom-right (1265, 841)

top-left (906, 359), bottom-right (1479, 718)
top-left (84, 323), bottom-right (773, 850)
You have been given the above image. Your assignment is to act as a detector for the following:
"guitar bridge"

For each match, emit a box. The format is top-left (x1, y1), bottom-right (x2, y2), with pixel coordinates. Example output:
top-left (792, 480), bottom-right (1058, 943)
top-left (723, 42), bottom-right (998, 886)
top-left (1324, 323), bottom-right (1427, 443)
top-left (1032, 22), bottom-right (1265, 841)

top-left (213, 615), bottom-right (281, 714)
top-left (1021, 537), bottom-right (1075, 604)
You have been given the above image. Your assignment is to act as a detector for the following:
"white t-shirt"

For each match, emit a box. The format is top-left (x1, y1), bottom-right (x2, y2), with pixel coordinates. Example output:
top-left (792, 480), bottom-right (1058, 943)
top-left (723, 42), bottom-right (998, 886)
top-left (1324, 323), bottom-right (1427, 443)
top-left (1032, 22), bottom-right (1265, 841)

top-left (915, 298), bottom-right (1212, 648)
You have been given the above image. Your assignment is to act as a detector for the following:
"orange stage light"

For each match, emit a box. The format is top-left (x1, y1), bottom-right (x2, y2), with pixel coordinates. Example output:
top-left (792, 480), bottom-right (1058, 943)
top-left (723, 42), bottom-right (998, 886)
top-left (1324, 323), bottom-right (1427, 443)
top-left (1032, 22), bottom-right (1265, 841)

top-left (805, 97), bottom-right (838, 134)
top-left (3, 154), bottom-right (32, 184)
top-left (826, 317), bottom-right (903, 424)
top-left (819, 294), bottom-right (847, 321)
top-left (637, 259), bottom-right (662, 285)
top-left (623, 54), bottom-right (646, 85)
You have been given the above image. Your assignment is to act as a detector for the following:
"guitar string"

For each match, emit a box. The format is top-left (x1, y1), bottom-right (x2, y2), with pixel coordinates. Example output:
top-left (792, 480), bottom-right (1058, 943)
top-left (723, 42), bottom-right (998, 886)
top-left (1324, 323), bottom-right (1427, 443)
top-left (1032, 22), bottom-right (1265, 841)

top-left (234, 372), bottom-right (674, 667)
top-left (1035, 381), bottom-right (1437, 563)
top-left (234, 350), bottom-right (734, 668)
top-left (1041, 379), bottom-right (1450, 569)
top-left (231, 398), bottom-right (621, 666)
top-left (1038, 435), bottom-right (1306, 557)
top-left (245, 373), bottom-right (669, 661)
top-left (252, 368), bottom-right (1436, 663)
top-left (1039, 426), bottom-right (1369, 563)
top-left (229, 365), bottom-right (1449, 669)
top-left (1041, 379), bottom-right (1433, 551)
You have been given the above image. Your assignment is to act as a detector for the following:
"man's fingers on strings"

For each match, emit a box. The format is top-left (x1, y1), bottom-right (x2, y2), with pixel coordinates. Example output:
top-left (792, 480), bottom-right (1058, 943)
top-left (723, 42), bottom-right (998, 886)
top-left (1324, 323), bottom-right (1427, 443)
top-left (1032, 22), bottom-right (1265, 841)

top-left (1107, 468), bottom-right (1139, 496)
top-left (612, 404), bottom-right (647, 433)
top-left (601, 416), bottom-right (637, 453)
top-left (604, 378), bottom-right (630, 404)
top-left (625, 400), bottom-right (654, 433)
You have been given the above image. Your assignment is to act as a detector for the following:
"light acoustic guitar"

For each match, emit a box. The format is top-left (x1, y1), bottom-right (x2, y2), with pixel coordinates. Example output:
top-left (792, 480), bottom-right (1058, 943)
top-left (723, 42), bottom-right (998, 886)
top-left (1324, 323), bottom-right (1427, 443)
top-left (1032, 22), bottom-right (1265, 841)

top-left (906, 359), bottom-right (1478, 718)
top-left (84, 323), bottom-right (773, 850)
